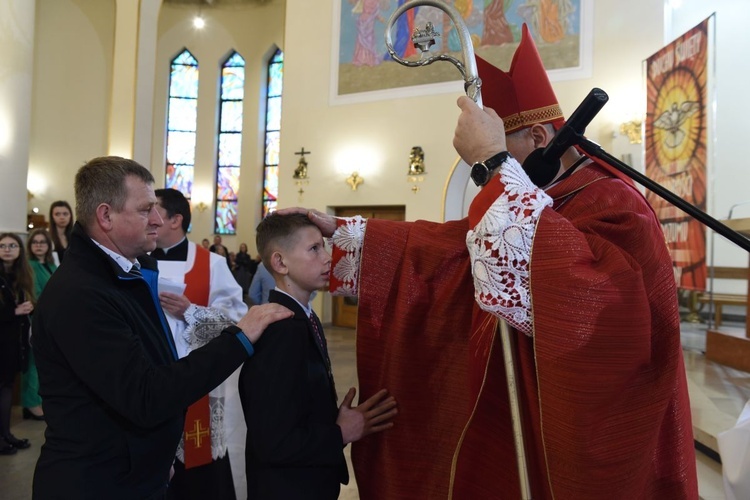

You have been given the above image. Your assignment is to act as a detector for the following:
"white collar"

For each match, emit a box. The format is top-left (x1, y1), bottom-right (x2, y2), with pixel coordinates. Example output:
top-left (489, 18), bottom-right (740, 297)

top-left (90, 238), bottom-right (140, 274)
top-left (274, 287), bottom-right (312, 317)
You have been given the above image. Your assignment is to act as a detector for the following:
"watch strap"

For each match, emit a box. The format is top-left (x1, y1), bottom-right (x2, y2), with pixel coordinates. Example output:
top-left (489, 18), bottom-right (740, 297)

top-left (482, 150), bottom-right (511, 171)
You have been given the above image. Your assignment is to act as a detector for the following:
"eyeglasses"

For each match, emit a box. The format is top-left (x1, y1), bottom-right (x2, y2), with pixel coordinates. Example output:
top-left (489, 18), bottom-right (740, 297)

top-left (0, 243), bottom-right (20, 250)
top-left (31, 241), bottom-right (48, 245)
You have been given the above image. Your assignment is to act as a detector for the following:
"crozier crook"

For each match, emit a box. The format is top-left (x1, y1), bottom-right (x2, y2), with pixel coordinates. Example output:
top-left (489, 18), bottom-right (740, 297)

top-left (384, 0), bottom-right (482, 104)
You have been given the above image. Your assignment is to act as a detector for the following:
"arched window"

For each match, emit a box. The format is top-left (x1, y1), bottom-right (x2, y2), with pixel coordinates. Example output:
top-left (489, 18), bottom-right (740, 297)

top-left (165, 49), bottom-right (198, 199)
top-left (215, 51), bottom-right (245, 235)
top-left (262, 48), bottom-right (283, 218)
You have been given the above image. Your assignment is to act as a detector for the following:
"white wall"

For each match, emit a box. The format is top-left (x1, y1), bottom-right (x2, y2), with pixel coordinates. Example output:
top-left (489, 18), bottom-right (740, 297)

top-left (0, 0), bottom-right (36, 233)
top-left (27, 0), bottom-right (114, 221)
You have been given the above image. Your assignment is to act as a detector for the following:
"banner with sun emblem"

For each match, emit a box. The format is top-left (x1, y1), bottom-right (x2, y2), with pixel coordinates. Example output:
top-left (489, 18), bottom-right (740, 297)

top-left (645, 18), bottom-right (710, 291)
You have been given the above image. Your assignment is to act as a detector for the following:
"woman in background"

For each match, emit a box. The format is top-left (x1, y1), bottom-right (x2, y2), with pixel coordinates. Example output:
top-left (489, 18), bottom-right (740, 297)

top-left (49, 201), bottom-right (74, 264)
top-left (23, 229), bottom-right (57, 421)
top-left (234, 242), bottom-right (253, 272)
top-left (0, 233), bottom-right (35, 454)
top-left (233, 243), bottom-right (257, 298)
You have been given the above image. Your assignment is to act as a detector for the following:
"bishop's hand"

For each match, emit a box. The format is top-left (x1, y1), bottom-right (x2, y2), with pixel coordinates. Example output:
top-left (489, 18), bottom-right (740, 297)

top-left (275, 207), bottom-right (337, 238)
top-left (453, 96), bottom-right (508, 165)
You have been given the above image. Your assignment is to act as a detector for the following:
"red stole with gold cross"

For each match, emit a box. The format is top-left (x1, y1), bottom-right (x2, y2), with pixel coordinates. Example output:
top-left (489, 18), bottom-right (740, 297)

top-left (181, 245), bottom-right (212, 469)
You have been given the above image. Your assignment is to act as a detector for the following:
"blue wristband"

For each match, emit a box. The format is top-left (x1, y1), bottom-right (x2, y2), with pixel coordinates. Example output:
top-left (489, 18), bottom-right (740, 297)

top-left (223, 326), bottom-right (254, 357)
top-left (235, 332), bottom-right (255, 357)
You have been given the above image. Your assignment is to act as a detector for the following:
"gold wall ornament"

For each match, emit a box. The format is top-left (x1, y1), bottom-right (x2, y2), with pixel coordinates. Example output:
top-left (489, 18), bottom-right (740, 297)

top-left (346, 171), bottom-right (364, 191)
top-left (194, 201), bottom-right (208, 213)
top-left (407, 146), bottom-right (426, 193)
top-left (408, 146), bottom-right (425, 175)
top-left (619, 120), bottom-right (643, 144)
top-left (293, 147), bottom-right (311, 199)
top-left (293, 147), bottom-right (310, 180)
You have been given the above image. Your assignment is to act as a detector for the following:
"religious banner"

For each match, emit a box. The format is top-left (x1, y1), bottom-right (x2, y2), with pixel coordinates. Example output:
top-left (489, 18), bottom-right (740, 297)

top-left (645, 18), bottom-right (710, 291)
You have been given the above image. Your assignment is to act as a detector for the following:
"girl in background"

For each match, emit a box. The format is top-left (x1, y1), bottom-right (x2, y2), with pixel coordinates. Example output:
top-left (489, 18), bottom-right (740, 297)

top-left (23, 229), bottom-right (57, 421)
top-left (49, 200), bottom-right (74, 264)
top-left (0, 233), bottom-right (35, 454)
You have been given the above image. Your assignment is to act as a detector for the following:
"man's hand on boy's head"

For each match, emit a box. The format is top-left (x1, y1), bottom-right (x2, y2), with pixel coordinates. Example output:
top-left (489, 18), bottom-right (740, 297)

top-left (237, 303), bottom-right (294, 344)
top-left (274, 207), bottom-right (337, 237)
top-left (158, 292), bottom-right (191, 320)
top-left (336, 388), bottom-right (398, 445)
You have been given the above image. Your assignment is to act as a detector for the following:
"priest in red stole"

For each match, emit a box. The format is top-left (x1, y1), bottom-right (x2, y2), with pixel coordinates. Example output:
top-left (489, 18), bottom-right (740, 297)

top-left (152, 189), bottom-right (249, 500)
top-left (309, 25), bottom-right (698, 499)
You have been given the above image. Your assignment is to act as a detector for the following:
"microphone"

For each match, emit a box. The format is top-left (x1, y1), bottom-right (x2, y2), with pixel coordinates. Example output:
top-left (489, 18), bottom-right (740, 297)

top-left (521, 88), bottom-right (609, 187)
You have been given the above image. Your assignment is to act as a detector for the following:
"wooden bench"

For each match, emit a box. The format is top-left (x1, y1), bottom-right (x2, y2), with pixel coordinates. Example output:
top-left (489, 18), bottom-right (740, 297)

top-left (696, 266), bottom-right (748, 327)
top-left (697, 293), bottom-right (747, 327)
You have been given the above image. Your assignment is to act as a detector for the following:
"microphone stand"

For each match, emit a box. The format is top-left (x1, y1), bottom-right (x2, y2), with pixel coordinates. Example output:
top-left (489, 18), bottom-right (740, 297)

top-left (578, 140), bottom-right (750, 253)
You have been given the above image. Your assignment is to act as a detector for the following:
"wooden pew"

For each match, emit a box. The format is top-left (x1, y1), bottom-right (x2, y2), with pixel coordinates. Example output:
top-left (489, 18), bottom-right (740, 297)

top-left (697, 266), bottom-right (748, 327)
top-left (702, 265), bottom-right (750, 372)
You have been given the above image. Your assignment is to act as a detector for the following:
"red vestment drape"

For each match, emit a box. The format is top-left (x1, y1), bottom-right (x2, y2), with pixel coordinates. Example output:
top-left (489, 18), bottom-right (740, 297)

top-left (350, 160), bottom-right (698, 499)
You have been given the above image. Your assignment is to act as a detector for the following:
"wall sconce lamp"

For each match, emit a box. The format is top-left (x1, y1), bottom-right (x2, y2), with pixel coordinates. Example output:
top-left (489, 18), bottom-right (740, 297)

top-left (293, 147), bottom-right (311, 198)
top-left (194, 201), bottom-right (208, 213)
top-left (27, 206), bottom-right (43, 230)
top-left (407, 146), bottom-right (426, 193)
top-left (346, 171), bottom-right (364, 191)
top-left (619, 120), bottom-right (643, 145)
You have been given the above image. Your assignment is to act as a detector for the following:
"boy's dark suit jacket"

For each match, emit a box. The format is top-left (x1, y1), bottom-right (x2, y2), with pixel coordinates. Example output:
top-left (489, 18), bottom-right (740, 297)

top-left (239, 290), bottom-right (348, 500)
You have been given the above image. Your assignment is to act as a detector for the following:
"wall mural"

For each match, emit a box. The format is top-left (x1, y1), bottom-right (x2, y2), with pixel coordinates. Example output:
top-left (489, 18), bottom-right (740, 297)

top-left (334, 0), bottom-right (587, 100)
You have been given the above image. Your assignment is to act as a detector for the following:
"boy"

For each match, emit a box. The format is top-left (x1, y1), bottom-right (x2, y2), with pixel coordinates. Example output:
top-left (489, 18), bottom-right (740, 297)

top-left (239, 213), bottom-right (397, 499)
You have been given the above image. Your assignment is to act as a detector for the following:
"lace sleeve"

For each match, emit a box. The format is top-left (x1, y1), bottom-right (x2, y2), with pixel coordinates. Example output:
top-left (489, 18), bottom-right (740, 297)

top-left (183, 304), bottom-right (233, 349)
top-left (466, 158), bottom-right (553, 336)
top-left (329, 216), bottom-right (366, 297)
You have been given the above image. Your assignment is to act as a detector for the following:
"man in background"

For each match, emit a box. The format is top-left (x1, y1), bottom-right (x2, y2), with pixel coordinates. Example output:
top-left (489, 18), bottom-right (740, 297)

top-left (210, 235), bottom-right (231, 270)
top-left (153, 188), bottom-right (248, 500)
top-left (248, 262), bottom-right (275, 305)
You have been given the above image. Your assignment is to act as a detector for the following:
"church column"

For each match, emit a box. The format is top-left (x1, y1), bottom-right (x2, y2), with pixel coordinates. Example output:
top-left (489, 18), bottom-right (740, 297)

top-left (108, 0), bottom-right (141, 159)
top-left (133, 0), bottom-right (163, 167)
top-left (0, 0), bottom-right (36, 233)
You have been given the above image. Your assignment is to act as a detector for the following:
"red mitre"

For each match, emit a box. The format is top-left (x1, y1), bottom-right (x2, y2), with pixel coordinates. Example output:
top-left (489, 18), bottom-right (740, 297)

top-left (476, 24), bottom-right (565, 134)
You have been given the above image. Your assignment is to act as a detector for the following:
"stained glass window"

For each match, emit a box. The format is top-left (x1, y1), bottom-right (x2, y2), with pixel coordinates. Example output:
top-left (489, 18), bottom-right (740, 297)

top-left (263, 49), bottom-right (283, 218)
top-left (215, 51), bottom-right (245, 235)
top-left (166, 49), bottom-right (198, 199)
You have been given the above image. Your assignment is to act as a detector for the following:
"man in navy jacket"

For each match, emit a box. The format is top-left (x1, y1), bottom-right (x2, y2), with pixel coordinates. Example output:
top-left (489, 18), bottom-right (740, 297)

top-left (31, 156), bottom-right (292, 499)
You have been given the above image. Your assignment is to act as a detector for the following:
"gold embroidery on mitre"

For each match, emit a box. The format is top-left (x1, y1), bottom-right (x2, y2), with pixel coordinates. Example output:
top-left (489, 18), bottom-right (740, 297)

top-left (503, 104), bottom-right (564, 133)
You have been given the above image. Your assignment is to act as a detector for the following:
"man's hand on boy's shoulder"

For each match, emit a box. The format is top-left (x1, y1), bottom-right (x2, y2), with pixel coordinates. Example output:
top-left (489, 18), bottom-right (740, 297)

top-left (336, 388), bottom-right (398, 445)
top-left (236, 303), bottom-right (294, 344)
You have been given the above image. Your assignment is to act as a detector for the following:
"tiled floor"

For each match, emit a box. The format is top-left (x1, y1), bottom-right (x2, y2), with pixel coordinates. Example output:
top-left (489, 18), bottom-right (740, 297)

top-left (2, 321), bottom-right (747, 499)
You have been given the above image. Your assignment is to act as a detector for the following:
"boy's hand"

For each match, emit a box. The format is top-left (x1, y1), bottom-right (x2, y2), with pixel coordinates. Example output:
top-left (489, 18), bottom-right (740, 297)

top-left (336, 388), bottom-right (398, 445)
top-left (236, 303), bottom-right (294, 343)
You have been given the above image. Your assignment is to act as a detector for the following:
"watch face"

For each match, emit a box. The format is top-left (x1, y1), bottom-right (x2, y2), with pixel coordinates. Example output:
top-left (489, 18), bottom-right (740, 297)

top-left (471, 162), bottom-right (490, 186)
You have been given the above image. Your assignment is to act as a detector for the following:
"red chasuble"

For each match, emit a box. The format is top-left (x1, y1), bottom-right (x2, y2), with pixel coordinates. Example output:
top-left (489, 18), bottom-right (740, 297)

top-left (349, 160), bottom-right (698, 499)
top-left (181, 246), bottom-right (212, 469)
